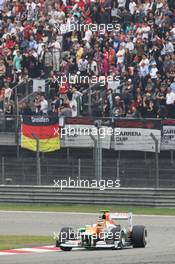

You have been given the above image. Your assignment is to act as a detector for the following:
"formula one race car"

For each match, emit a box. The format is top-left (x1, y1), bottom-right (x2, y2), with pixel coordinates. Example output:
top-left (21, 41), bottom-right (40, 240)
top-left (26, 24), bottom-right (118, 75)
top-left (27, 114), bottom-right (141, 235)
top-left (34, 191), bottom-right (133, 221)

top-left (55, 210), bottom-right (147, 251)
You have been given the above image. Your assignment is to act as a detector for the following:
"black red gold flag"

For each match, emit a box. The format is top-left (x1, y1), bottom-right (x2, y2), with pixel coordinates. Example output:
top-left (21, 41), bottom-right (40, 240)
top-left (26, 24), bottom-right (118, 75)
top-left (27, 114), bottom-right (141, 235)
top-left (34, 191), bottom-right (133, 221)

top-left (21, 116), bottom-right (60, 152)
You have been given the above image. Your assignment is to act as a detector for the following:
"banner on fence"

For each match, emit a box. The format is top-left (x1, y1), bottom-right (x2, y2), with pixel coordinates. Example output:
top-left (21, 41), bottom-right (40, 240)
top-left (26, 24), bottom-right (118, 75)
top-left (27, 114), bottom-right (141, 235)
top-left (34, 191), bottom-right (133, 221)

top-left (21, 116), bottom-right (60, 152)
top-left (112, 119), bottom-right (162, 152)
top-left (63, 117), bottom-right (111, 149)
top-left (161, 120), bottom-right (175, 150)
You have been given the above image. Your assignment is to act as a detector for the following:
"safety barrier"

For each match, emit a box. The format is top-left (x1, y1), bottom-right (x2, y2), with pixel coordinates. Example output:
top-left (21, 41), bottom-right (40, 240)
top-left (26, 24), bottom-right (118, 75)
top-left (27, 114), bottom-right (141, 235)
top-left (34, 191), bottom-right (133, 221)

top-left (0, 186), bottom-right (175, 208)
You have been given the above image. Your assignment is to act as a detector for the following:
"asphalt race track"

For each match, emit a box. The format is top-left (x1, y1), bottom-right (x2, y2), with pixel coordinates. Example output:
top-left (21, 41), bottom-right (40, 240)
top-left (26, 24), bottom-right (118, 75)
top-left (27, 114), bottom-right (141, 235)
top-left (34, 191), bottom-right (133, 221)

top-left (0, 211), bottom-right (175, 264)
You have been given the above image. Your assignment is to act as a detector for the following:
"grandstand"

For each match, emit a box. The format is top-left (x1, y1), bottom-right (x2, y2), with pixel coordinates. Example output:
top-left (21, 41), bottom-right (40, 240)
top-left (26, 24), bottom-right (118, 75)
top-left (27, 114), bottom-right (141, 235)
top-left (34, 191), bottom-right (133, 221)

top-left (0, 0), bottom-right (174, 119)
top-left (0, 0), bottom-right (175, 192)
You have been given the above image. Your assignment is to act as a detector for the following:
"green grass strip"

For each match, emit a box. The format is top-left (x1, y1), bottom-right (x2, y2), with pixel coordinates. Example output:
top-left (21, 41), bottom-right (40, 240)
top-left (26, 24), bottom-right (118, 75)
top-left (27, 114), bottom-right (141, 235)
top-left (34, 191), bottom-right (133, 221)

top-left (0, 235), bottom-right (53, 250)
top-left (0, 203), bottom-right (175, 215)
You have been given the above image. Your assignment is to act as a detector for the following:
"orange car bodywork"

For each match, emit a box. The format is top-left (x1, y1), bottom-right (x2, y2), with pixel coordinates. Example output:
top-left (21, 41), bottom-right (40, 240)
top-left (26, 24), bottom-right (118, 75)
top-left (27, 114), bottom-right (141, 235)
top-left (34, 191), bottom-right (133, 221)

top-left (85, 212), bottom-right (115, 236)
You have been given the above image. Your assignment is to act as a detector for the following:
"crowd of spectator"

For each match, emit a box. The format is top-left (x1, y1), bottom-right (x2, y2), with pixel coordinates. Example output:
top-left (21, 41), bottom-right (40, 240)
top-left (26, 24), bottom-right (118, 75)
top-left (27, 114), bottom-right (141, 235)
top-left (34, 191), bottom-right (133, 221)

top-left (0, 0), bottom-right (175, 119)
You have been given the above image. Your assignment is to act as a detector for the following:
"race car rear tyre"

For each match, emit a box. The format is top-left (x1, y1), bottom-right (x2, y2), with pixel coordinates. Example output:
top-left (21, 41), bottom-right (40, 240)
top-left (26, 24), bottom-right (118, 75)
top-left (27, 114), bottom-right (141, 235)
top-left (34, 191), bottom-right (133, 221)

top-left (56, 227), bottom-right (74, 250)
top-left (132, 225), bottom-right (147, 248)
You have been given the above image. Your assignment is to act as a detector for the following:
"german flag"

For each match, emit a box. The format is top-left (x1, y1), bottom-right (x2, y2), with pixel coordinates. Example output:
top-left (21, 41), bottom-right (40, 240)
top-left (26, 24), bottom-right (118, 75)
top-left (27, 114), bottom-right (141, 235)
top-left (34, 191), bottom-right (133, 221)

top-left (21, 116), bottom-right (60, 152)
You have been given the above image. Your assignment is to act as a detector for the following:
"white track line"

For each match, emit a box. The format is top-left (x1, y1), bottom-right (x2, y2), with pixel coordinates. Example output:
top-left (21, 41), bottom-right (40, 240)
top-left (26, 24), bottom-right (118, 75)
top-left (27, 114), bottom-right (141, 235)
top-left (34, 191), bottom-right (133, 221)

top-left (0, 246), bottom-right (85, 256)
top-left (14, 248), bottom-right (56, 253)
top-left (0, 245), bottom-right (60, 256)
top-left (0, 253), bottom-right (17, 256)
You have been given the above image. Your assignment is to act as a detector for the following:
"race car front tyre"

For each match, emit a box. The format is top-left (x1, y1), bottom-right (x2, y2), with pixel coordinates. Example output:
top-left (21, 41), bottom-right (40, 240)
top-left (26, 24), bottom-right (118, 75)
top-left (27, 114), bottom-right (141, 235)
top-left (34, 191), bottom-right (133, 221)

top-left (132, 225), bottom-right (147, 248)
top-left (60, 246), bottom-right (72, 251)
top-left (56, 240), bottom-right (60, 247)
top-left (56, 227), bottom-right (74, 250)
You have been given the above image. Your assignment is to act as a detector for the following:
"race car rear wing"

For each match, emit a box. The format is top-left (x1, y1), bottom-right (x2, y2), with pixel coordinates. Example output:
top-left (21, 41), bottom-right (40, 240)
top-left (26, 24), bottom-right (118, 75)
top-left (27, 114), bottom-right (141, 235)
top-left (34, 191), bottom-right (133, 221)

top-left (109, 212), bottom-right (133, 231)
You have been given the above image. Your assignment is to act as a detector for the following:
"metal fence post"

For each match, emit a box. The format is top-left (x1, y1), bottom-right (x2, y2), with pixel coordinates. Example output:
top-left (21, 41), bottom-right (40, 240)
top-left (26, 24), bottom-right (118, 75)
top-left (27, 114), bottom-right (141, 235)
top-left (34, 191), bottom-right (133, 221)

top-left (78, 158), bottom-right (81, 180)
top-left (67, 148), bottom-right (70, 161)
top-left (118, 150), bottom-right (121, 161)
top-left (90, 121), bottom-right (102, 183)
top-left (36, 139), bottom-right (41, 185)
top-left (71, 159), bottom-right (74, 178)
top-left (93, 147), bottom-right (95, 161)
top-left (98, 129), bottom-right (102, 181)
top-left (17, 105), bottom-right (20, 159)
top-left (117, 159), bottom-right (120, 183)
top-left (32, 133), bottom-right (41, 185)
top-left (1, 157), bottom-right (5, 185)
top-left (15, 94), bottom-right (20, 159)
top-left (90, 134), bottom-right (98, 181)
top-left (150, 133), bottom-right (159, 188)
top-left (170, 151), bottom-right (174, 164)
